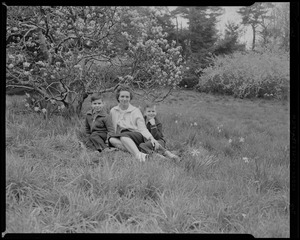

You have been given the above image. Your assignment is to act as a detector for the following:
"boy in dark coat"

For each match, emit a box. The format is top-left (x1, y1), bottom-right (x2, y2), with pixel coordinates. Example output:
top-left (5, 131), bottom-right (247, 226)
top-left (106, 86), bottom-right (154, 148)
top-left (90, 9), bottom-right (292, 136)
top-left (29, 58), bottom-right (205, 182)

top-left (84, 93), bottom-right (115, 152)
top-left (139, 103), bottom-right (180, 161)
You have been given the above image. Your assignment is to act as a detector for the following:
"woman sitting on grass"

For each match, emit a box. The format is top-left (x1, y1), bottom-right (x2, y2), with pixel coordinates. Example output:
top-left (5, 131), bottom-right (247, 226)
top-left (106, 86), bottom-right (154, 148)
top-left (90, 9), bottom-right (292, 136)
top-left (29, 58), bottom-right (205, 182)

top-left (108, 86), bottom-right (160, 162)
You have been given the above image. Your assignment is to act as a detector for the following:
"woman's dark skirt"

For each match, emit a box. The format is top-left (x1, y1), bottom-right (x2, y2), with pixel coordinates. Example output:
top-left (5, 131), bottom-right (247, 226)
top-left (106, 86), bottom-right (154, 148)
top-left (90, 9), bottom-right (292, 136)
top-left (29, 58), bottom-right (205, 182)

top-left (109, 129), bottom-right (145, 147)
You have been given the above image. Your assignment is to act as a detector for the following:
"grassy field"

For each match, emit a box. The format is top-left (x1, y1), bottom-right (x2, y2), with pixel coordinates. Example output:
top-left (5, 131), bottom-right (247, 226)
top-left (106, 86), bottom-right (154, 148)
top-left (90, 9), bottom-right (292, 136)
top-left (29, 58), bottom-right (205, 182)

top-left (5, 90), bottom-right (290, 236)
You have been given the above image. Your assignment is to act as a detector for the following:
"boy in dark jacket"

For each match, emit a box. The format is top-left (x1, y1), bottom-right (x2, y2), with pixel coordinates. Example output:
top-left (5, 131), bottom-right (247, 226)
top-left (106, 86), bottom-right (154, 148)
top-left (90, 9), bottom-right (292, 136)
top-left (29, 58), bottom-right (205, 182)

top-left (84, 93), bottom-right (115, 152)
top-left (139, 103), bottom-right (180, 161)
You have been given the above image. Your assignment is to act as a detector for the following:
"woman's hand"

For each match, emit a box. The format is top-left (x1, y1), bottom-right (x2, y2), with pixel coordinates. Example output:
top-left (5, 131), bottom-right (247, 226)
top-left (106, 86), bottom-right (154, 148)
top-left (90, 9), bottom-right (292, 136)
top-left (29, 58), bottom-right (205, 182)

top-left (150, 137), bottom-right (160, 150)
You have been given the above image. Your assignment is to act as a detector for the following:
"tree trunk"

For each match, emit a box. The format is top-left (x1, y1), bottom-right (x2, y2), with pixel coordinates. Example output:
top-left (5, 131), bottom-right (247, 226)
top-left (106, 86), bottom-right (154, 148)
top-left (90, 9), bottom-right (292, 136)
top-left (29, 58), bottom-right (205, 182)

top-left (176, 16), bottom-right (179, 46)
top-left (251, 24), bottom-right (256, 50)
top-left (76, 92), bottom-right (89, 116)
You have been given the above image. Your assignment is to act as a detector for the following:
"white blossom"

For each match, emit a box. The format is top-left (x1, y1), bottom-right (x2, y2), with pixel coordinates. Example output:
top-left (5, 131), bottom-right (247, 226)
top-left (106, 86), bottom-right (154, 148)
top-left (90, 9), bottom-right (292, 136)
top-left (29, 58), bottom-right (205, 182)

top-left (34, 107), bottom-right (39, 112)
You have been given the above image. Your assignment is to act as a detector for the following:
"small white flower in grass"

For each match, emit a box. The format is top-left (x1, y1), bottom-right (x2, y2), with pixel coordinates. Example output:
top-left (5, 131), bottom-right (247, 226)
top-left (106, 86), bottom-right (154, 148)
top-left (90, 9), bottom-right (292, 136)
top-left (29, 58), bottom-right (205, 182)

top-left (242, 214), bottom-right (247, 218)
top-left (23, 62), bottom-right (30, 68)
top-left (194, 122), bottom-right (198, 126)
top-left (8, 63), bottom-right (14, 68)
top-left (185, 85), bottom-right (187, 88)
top-left (191, 149), bottom-right (200, 156)
top-left (175, 120), bottom-right (178, 124)
top-left (228, 139), bottom-right (232, 144)
top-left (41, 108), bottom-right (47, 114)
top-left (239, 137), bottom-right (245, 143)
top-left (34, 107), bottom-right (39, 112)
top-left (60, 104), bottom-right (65, 109)
top-left (50, 99), bottom-right (56, 104)
top-left (242, 157), bottom-right (249, 163)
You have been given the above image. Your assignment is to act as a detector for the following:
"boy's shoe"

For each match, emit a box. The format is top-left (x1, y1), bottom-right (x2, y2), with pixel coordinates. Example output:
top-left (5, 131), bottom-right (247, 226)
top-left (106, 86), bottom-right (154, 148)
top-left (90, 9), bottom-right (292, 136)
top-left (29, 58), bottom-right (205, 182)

top-left (164, 150), bottom-right (181, 162)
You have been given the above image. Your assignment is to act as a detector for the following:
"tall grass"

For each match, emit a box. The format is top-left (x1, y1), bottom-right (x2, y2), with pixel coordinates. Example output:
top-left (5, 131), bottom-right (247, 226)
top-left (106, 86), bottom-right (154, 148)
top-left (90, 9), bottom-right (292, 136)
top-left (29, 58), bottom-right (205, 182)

top-left (5, 91), bottom-right (289, 236)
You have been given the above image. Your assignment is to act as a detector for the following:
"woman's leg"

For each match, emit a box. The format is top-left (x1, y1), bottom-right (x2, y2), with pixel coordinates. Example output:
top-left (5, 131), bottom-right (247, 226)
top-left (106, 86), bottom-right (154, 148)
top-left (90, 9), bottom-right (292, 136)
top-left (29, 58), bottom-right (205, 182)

top-left (120, 136), bottom-right (143, 160)
top-left (109, 137), bottom-right (127, 151)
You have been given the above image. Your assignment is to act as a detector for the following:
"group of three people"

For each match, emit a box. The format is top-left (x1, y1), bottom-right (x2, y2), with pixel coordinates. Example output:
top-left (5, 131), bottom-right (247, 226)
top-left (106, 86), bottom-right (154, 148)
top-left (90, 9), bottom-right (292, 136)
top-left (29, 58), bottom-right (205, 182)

top-left (83, 85), bottom-right (180, 162)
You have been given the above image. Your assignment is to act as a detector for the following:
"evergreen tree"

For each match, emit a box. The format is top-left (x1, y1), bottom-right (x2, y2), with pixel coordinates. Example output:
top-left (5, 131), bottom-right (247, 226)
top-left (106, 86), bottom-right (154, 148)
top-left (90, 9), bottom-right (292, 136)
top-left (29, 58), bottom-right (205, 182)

top-left (171, 6), bottom-right (222, 73)
top-left (213, 21), bottom-right (246, 55)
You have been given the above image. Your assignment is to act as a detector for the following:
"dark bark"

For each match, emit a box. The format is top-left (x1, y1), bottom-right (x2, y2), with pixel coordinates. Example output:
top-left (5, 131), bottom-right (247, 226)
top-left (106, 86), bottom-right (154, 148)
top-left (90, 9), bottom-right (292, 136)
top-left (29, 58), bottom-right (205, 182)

top-left (75, 92), bottom-right (89, 116)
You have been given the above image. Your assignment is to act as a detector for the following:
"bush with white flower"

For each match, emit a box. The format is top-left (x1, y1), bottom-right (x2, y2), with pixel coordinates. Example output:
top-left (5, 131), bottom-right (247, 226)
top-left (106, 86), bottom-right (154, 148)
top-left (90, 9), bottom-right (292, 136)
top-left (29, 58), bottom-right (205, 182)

top-left (6, 6), bottom-right (185, 117)
top-left (196, 49), bottom-right (289, 100)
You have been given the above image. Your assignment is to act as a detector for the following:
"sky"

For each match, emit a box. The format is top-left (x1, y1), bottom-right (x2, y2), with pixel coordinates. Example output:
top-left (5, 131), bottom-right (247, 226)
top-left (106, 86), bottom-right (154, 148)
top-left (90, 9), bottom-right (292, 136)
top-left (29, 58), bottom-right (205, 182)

top-left (168, 6), bottom-right (253, 49)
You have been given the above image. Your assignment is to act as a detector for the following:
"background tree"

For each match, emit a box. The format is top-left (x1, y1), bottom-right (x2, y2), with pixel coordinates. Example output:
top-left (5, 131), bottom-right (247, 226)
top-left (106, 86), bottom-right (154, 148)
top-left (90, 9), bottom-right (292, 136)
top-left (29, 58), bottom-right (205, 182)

top-left (237, 3), bottom-right (273, 51)
top-left (171, 6), bottom-right (223, 77)
top-left (267, 2), bottom-right (290, 51)
top-left (213, 21), bottom-right (246, 56)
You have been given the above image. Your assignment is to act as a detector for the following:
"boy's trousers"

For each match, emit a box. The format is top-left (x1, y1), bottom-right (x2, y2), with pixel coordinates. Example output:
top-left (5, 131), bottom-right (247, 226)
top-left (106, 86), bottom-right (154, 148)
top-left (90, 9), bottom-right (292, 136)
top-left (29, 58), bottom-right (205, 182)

top-left (85, 131), bottom-right (107, 151)
top-left (139, 139), bottom-right (166, 154)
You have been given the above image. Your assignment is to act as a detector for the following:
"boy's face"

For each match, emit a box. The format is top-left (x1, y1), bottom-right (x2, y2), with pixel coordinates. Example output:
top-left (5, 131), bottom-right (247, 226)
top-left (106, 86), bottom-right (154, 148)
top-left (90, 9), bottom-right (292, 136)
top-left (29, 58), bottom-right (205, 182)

top-left (91, 99), bottom-right (105, 112)
top-left (144, 107), bottom-right (157, 120)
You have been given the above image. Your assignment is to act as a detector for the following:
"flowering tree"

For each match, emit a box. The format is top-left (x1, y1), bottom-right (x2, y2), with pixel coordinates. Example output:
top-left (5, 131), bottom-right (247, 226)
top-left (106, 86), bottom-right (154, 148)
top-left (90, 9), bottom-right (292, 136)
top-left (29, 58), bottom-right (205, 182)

top-left (6, 6), bottom-right (184, 116)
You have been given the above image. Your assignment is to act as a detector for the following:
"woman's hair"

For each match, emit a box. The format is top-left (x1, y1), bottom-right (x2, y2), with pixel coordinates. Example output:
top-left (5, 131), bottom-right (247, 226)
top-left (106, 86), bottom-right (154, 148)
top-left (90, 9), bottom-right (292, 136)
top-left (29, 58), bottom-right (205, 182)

top-left (90, 93), bottom-right (103, 102)
top-left (115, 85), bottom-right (133, 102)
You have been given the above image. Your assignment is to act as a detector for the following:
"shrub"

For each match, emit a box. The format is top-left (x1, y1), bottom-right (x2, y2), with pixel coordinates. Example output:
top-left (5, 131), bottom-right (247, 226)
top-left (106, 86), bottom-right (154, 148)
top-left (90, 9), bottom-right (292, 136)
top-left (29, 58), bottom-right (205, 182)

top-left (178, 75), bottom-right (199, 89)
top-left (196, 49), bottom-right (289, 99)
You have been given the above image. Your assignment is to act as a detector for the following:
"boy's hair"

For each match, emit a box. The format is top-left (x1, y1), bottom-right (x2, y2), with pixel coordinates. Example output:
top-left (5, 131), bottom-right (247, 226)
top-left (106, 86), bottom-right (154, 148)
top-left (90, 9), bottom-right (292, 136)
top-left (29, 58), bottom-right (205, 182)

top-left (90, 93), bottom-right (103, 103)
top-left (142, 102), bottom-right (156, 113)
top-left (115, 85), bottom-right (133, 102)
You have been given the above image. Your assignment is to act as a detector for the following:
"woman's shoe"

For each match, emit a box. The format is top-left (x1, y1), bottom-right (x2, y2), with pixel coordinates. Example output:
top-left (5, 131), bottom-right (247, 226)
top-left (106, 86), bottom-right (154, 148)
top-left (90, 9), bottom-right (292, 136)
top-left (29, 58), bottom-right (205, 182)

top-left (139, 152), bottom-right (149, 162)
top-left (164, 150), bottom-right (181, 162)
